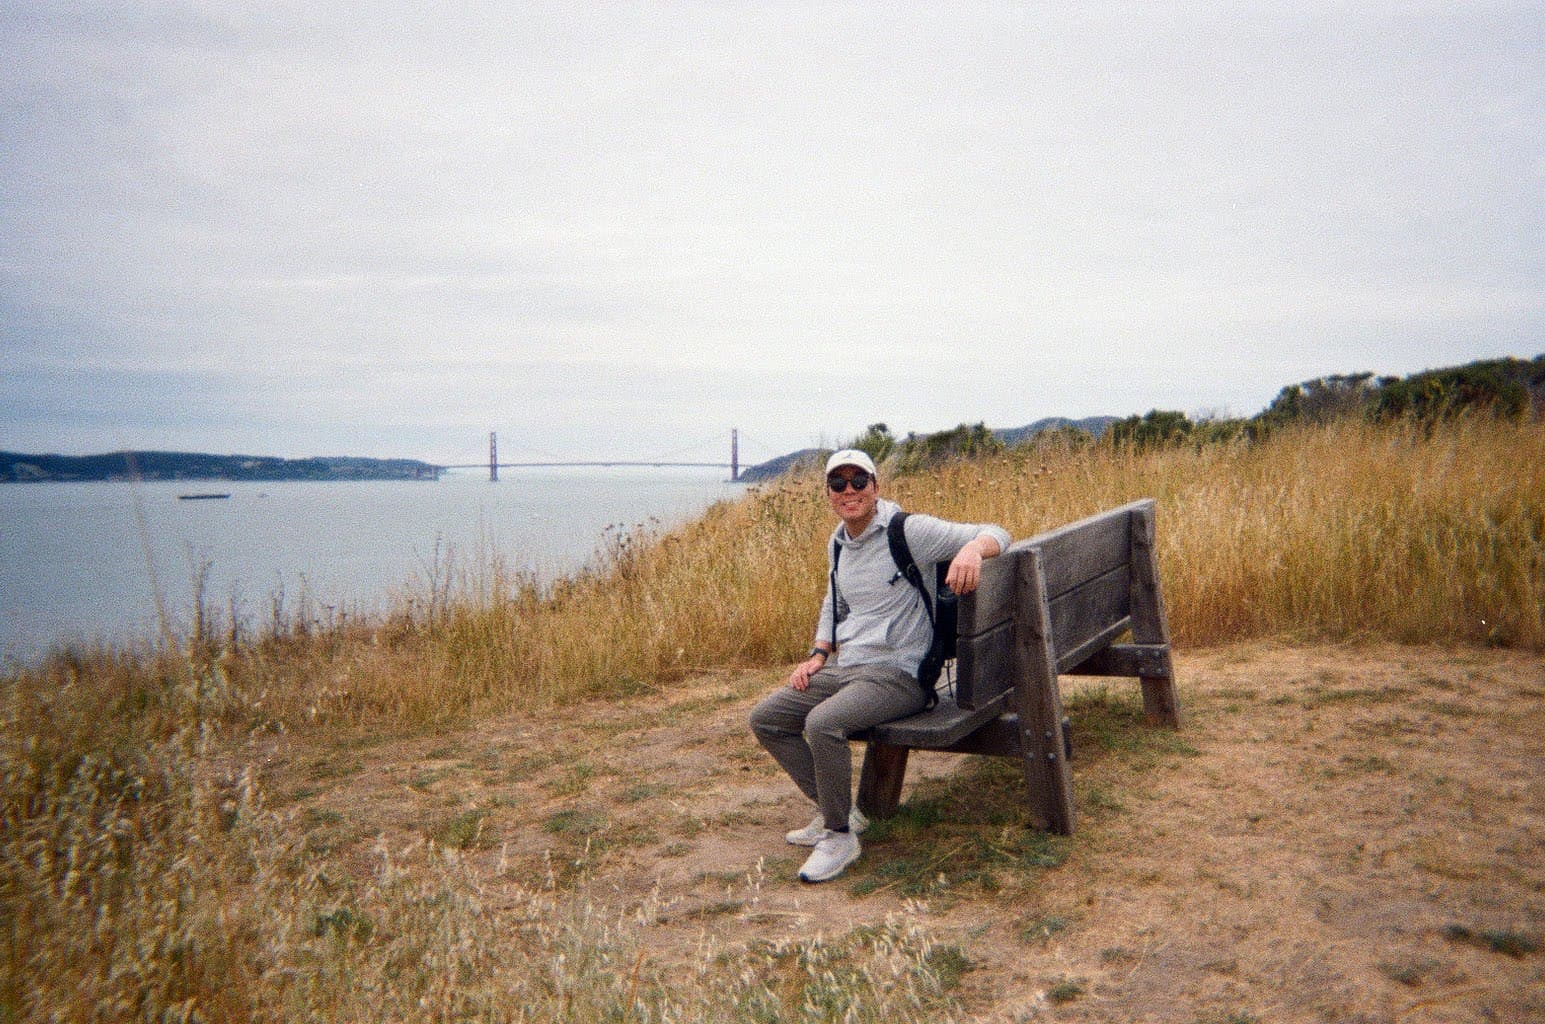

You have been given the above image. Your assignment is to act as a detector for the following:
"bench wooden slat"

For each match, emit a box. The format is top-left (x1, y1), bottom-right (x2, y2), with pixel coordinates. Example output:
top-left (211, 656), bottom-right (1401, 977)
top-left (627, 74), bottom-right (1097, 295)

top-left (956, 554), bottom-right (1017, 636)
top-left (1046, 562), bottom-right (1132, 660)
top-left (1026, 502), bottom-right (1140, 600)
top-left (956, 503), bottom-right (1138, 707)
top-left (1067, 642), bottom-right (1172, 678)
top-left (959, 500), bottom-right (1151, 635)
top-left (1056, 617), bottom-right (1132, 674)
top-left (865, 689), bottom-right (1010, 748)
top-left (954, 619), bottom-right (1016, 709)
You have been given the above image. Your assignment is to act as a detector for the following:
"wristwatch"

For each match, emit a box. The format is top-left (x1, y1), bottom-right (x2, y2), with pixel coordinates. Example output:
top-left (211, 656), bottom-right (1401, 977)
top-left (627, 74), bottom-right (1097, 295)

top-left (808, 647), bottom-right (829, 661)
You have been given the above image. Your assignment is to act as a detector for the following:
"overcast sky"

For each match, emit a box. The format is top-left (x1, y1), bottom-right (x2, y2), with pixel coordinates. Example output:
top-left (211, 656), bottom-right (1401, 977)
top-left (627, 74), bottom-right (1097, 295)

top-left (2, 2), bottom-right (1540, 466)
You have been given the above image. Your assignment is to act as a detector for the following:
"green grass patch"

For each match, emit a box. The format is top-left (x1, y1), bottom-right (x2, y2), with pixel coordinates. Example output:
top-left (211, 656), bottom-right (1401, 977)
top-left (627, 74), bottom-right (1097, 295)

top-left (1063, 685), bottom-right (1198, 764)
top-left (312, 905), bottom-right (374, 945)
top-left (1302, 685), bottom-right (1412, 708)
top-left (1338, 754), bottom-right (1396, 775)
top-left (1065, 685), bottom-right (1149, 754)
top-left (433, 808), bottom-right (493, 850)
top-left (543, 807), bottom-right (607, 836)
top-left (1078, 782), bottom-right (1127, 815)
top-left (1021, 913), bottom-right (1074, 944)
top-left (620, 781), bottom-right (672, 803)
top-left (305, 756), bottom-right (364, 781)
top-left (545, 760), bottom-right (596, 796)
top-left (924, 945), bottom-right (974, 991)
top-left (409, 768), bottom-right (450, 791)
top-left (849, 761), bottom-right (1070, 898)
top-left (1046, 976), bottom-right (1085, 1004)
top-left (1416, 699), bottom-right (1477, 718)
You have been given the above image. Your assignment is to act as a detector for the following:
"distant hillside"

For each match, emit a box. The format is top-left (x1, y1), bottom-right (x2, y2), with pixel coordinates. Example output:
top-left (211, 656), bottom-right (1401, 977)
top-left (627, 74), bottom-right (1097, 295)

top-left (736, 416), bottom-right (1118, 483)
top-left (736, 448), bottom-right (827, 484)
top-left (0, 451), bottom-right (442, 483)
top-left (994, 416), bottom-right (1119, 446)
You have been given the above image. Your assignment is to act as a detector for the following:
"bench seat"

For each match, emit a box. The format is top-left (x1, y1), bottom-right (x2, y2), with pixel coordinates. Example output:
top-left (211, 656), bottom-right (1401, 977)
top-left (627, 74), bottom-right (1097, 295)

top-left (859, 689), bottom-right (1010, 748)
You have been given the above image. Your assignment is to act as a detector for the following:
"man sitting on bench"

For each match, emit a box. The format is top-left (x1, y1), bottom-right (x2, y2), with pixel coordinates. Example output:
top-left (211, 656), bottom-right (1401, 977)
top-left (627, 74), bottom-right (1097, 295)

top-left (749, 449), bottom-right (1011, 883)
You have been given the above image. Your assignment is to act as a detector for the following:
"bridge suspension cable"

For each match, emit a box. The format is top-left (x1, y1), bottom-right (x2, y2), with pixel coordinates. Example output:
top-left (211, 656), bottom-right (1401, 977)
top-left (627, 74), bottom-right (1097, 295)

top-left (441, 429), bottom-right (753, 479)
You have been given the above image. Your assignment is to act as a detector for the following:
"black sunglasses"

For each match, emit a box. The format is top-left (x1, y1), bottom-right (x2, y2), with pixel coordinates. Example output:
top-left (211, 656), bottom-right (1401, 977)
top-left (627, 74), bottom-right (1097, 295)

top-left (826, 472), bottom-right (873, 493)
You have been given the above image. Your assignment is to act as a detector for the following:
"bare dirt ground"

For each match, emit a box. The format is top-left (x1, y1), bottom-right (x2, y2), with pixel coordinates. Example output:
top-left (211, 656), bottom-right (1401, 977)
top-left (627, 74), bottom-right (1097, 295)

top-left (256, 643), bottom-right (1544, 1023)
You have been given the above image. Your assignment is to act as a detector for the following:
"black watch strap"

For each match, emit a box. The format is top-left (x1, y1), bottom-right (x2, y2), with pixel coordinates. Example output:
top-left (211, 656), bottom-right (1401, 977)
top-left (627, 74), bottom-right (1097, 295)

top-left (808, 647), bottom-right (829, 661)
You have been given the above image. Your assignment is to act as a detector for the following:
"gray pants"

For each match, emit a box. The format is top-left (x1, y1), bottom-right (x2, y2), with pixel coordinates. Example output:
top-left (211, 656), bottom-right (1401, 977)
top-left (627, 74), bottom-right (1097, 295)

top-left (749, 662), bottom-right (926, 831)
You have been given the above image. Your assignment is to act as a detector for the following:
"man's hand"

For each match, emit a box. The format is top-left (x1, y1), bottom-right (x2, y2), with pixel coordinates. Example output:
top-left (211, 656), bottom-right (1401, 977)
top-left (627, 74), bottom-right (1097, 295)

top-left (945, 535), bottom-right (1002, 595)
top-left (788, 653), bottom-right (827, 690)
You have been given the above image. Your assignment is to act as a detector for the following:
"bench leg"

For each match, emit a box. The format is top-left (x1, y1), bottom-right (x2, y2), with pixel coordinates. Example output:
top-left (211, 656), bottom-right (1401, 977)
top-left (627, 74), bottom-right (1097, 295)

top-left (1131, 504), bottom-right (1182, 728)
top-left (1140, 668), bottom-right (1181, 728)
top-left (1014, 550), bottom-right (1077, 835)
top-left (857, 741), bottom-right (909, 819)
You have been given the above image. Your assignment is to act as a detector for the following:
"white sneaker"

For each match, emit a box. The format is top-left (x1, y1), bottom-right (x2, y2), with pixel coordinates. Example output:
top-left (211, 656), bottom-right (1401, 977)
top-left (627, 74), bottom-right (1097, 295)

top-left (785, 807), bottom-right (869, 846)
top-left (798, 829), bottom-right (861, 883)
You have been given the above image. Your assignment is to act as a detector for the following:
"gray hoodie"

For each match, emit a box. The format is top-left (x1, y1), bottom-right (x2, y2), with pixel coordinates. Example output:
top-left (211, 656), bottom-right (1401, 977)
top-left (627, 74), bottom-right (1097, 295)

top-left (814, 498), bottom-right (1012, 679)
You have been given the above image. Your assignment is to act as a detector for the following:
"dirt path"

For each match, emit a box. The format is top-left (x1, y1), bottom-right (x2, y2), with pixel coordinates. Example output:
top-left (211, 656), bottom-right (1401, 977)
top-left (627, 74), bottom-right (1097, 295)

top-left (258, 643), bottom-right (1544, 1023)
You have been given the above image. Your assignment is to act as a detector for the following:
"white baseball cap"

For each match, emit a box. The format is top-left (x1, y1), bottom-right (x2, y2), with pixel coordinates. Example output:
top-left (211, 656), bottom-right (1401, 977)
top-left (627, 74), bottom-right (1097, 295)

top-left (825, 449), bottom-right (878, 476)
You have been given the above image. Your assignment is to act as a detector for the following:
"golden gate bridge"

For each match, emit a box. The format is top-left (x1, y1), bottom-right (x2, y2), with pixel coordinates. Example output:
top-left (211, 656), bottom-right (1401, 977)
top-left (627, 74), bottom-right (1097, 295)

top-left (439, 429), bottom-right (755, 482)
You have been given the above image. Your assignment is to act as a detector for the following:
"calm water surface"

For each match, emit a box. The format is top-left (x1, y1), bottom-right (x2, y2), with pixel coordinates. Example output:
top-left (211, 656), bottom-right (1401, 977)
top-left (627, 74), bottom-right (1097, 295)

top-left (0, 468), bottom-right (742, 666)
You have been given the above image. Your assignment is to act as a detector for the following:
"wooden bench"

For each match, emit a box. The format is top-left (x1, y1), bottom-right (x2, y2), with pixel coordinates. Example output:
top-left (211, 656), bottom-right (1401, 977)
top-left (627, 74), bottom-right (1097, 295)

top-left (855, 499), bottom-right (1180, 835)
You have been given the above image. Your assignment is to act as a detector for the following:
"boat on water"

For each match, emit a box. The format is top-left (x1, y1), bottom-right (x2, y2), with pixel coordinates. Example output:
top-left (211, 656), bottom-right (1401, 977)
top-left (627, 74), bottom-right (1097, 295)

top-left (177, 493), bottom-right (232, 501)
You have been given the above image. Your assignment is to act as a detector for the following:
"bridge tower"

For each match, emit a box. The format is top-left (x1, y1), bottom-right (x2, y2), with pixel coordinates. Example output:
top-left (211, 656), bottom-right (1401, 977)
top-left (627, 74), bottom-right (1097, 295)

top-left (731, 428), bottom-right (739, 482)
top-left (489, 431), bottom-right (498, 483)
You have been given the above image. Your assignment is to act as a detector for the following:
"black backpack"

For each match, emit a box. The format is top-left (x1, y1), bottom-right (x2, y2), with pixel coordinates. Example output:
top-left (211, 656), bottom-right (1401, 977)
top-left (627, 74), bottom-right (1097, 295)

top-left (829, 511), bottom-right (957, 708)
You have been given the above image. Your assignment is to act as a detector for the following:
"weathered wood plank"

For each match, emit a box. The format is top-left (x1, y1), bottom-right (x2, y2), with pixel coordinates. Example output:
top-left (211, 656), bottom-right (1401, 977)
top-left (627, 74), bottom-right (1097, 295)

top-left (1129, 503), bottom-right (1181, 727)
top-left (1055, 618), bottom-right (1132, 674)
top-left (954, 619), bottom-right (1016, 709)
top-left (1021, 502), bottom-right (1141, 600)
top-left (1046, 564), bottom-right (1131, 658)
top-left (956, 553), bottom-right (1017, 635)
top-left (936, 712), bottom-right (1022, 757)
top-left (1013, 549), bottom-right (1075, 835)
top-left (960, 501), bottom-right (1143, 637)
top-left (1066, 643), bottom-right (1172, 678)
top-left (866, 690), bottom-right (1009, 748)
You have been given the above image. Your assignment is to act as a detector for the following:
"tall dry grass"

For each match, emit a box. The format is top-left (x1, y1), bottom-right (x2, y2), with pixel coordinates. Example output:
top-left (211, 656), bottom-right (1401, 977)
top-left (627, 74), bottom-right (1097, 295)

top-left (907, 414), bottom-right (1544, 651)
top-left (425, 413), bottom-right (1542, 718)
top-left (3, 414), bottom-right (1541, 1021)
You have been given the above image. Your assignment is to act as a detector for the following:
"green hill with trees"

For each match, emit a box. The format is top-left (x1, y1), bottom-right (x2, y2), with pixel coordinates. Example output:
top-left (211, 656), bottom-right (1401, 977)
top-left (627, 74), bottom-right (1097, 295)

top-left (739, 354), bottom-right (1542, 480)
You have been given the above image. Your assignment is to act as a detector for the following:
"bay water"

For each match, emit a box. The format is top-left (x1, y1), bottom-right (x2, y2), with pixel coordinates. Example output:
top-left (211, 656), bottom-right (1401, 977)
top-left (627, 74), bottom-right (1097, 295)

top-left (0, 467), bottom-right (743, 667)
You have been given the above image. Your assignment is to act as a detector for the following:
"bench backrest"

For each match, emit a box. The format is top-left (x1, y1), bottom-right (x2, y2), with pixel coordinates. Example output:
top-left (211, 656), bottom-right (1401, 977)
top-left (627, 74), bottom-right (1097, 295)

top-left (951, 499), bottom-right (1152, 708)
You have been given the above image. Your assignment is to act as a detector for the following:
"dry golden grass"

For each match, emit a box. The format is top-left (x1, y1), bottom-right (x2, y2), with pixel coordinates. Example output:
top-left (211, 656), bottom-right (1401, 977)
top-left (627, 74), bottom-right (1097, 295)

top-left (375, 414), bottom-right (1541, 727)
top-left (3, 414), bottom-right (1542, 1022)
top-left (910, 415), bottom-right (1544, 652)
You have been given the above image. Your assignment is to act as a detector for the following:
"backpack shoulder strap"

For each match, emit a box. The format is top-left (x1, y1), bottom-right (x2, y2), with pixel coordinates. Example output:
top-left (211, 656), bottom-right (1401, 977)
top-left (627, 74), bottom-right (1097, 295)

top-left (830, 536), bottom-right (841, 643)
top-left (886, 511), bottom-right (934, 621)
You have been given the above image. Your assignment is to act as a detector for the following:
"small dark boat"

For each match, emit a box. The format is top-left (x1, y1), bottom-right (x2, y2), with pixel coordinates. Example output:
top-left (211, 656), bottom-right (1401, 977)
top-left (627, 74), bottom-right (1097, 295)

top-left (178, 493), bottom-right (232, 501)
